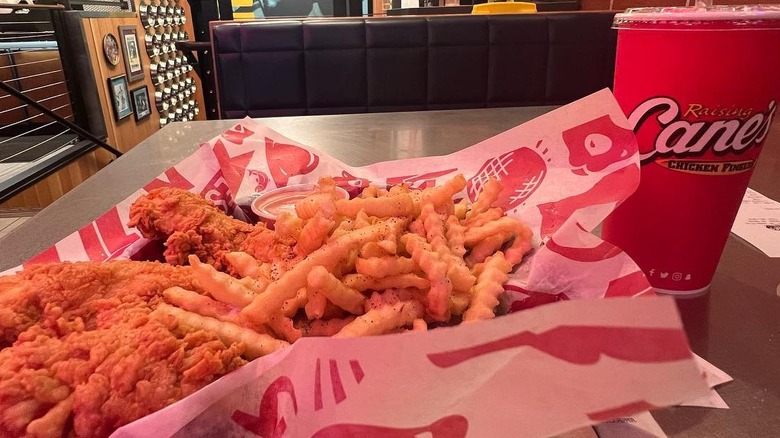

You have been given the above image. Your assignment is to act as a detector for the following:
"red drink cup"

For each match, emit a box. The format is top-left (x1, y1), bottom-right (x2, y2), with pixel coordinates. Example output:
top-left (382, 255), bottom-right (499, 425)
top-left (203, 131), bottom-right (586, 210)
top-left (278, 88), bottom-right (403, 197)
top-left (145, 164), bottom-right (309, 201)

top-left (602, 6), bottom-right (780, 295)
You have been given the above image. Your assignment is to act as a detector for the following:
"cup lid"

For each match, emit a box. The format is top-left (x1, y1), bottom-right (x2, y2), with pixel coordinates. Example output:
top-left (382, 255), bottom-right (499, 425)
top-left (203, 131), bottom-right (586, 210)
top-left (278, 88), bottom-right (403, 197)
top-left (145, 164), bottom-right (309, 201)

top-left (615, 5), bottom-right (780, 24)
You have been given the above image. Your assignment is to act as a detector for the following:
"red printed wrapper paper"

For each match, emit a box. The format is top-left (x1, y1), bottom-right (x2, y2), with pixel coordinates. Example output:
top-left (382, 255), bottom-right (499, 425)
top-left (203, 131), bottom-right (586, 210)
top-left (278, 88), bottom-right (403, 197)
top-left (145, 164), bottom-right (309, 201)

top-left (116, 297), bottom-right (706, 438)
top-left (8, 90), bottom-right (711, 436)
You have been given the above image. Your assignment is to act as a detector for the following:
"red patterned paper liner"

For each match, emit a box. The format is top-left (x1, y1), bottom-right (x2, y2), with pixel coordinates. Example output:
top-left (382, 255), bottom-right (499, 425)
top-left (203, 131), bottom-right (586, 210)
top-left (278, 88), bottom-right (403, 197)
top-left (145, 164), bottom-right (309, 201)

top-left (9, 90), bottom-right (652, 306)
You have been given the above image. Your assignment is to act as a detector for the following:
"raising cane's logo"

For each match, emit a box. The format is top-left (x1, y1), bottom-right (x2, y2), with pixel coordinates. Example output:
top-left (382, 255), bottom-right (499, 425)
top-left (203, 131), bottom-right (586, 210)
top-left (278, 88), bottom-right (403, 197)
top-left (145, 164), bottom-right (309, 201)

top-left (629, 97), bottom-right (776, 175)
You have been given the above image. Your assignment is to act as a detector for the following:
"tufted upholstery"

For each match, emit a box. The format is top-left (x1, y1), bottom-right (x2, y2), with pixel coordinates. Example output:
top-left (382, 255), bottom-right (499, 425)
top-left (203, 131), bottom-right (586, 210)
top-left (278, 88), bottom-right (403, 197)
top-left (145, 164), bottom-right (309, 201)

top-left (211, 13), bottom-right (617, 119)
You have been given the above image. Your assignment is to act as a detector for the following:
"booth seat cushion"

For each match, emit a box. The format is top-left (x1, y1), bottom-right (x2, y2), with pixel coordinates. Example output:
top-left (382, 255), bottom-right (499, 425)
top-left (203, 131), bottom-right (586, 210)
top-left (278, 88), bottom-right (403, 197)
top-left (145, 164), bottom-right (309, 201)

top-left (211, 13), bottom-right (617, 119)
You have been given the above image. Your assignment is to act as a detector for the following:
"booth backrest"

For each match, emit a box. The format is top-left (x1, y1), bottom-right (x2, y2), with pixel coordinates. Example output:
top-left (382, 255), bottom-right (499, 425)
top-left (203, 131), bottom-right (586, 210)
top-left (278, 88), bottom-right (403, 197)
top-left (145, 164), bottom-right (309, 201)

top-left (211, 13), bottom-right (617, 118)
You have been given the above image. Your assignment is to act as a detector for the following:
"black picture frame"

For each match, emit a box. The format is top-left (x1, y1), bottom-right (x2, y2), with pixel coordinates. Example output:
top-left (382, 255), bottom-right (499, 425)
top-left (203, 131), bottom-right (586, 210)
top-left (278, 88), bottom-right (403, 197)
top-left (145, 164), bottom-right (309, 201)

top-left (107, 75), bottom-right (132, 121)
top-left (131, 85), bottom-right (152, 121)
top-left (119, 25), bottom-right (144, 82)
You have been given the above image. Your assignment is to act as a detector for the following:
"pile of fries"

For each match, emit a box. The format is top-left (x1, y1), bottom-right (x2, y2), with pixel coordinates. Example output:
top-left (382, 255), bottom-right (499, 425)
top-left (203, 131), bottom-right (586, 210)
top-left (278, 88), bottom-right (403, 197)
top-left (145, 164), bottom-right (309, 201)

top-left (150, 175), bottom-right (533, 359)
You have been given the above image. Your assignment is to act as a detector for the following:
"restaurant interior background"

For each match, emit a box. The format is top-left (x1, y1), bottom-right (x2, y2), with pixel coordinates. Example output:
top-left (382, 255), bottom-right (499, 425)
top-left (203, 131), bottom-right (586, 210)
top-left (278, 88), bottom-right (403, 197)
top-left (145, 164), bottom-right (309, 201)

top-left (0, 0), bottom-right (775, 216)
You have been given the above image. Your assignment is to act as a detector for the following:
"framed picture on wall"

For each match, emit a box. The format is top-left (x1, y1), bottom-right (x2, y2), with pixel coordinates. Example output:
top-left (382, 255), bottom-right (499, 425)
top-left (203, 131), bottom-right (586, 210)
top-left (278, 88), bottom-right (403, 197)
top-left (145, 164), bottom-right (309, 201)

top-left (119, 25), bottom-right (144, 82)
top-left (130, 86), bottom-right (151, 121)
top-left (108, 75), bottom-right (132, 121)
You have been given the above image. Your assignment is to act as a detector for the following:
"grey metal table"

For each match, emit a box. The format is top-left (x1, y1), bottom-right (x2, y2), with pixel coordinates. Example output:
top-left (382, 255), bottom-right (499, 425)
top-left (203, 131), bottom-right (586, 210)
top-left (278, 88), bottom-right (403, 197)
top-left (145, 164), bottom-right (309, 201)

top-left (1, 107), bottom-right (779, 437)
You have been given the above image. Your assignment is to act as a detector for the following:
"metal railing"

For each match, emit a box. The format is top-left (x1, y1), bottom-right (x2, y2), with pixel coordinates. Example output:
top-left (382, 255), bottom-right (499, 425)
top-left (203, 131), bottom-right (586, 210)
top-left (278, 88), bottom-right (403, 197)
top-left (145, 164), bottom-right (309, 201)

top-left (0, 1), bottom-right (121, 204)
top-left (62, 0), bottom-right (133, 12)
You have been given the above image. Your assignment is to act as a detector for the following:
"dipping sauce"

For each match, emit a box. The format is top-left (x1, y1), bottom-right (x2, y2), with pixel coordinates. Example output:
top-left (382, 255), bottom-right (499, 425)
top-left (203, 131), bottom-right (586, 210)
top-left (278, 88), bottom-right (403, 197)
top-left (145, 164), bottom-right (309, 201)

top-left (251, 184), bottom-right (348, 224)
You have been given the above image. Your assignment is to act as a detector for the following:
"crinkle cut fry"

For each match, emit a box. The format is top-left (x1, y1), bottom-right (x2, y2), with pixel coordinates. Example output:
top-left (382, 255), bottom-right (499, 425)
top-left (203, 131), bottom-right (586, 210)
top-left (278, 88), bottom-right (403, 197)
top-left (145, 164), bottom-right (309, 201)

top-left (503, 223), bottom-right (533, 265)
top-left (464, 207), bottom-right (503, 228)
top-left (294, 177), bottom-right (341, 221)
top-left (464, 216), bottom-right (533, 265)
top-left (465, 232), bottom-right (510, 267)
top-left (335, 193), bottom-right (415, 218)
top-left (296, 192), bottom-right (337, 220)
top-left (421, 203), bottom-right (448, 255)
top-left (387, 183), bottom-right (410, 196)
top-left (358, 242), bottom-right (389, 259)
top-left (240, 219), bottom-right (405, 325)
top-left (298, 317), bottom-right (356, 337)
top-left (224, 251), bottom-right (271, 280)
top-left (463, 252), bottom-right (513, 322)
top-left (304, 289), bottom-right (327, 320)
top-left (281, 287), bottom-right (308, 317)
top-left (363, 288), bottom-right (417, 311)
top-left (188, 255), bottom-right (257, 307)
top-left (353, 210), bottom-right (374, 229)
top-left (453, 198), bottom-right (468, 220)
top-left (297, 214), bottom-right (336, 257)
top-left (420, 203), bottom-right (475, 294)
top-left (151, 304), bottom-right (289, 359)
top-left (359, 240), bottom-right (397, 258)
top-left (162, 287), bottom-right (245, 326)
top-left (401, 233), bottom-right (452, 321)
top-left (359, 185), bottom-right (382, 198)
top-left (421, 174), bottom-right (467, 212)
top-left (274, 212), bottom-right (304, 243)
top-left (341, 273), bottom-right (430, 292)
top-left (355, 256), bottom-right (417, 278)
top-left (328, 218), bottom-right (355, 242)
top-left (307, 266), bottom-right (366, 314)
top-left (465, 177), bottom-right (502, 221)
top-left (334, 300), bottom-right (424, 337)
top-left (267, 314), bottom-right (303, 343)
top-left (445, 215), bottom-right (467, 258)
top-left (332, 248), bottom-right (359, 280)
